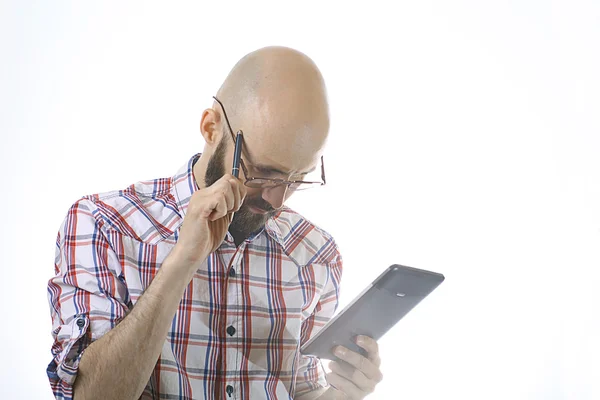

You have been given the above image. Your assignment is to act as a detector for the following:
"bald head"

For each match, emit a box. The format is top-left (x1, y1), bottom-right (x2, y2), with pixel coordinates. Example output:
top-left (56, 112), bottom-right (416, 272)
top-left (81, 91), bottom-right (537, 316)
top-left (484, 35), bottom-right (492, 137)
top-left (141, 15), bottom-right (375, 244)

top-left (214, 46), bottom-right (329, 173)
top-left (194, 47), bottom-right (330, 241)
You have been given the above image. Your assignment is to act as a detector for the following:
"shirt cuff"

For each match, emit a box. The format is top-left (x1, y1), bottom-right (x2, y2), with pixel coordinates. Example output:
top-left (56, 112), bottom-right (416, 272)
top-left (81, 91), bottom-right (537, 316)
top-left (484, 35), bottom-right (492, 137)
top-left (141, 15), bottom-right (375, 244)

top-left (47, 314), bottom-right (91, 386)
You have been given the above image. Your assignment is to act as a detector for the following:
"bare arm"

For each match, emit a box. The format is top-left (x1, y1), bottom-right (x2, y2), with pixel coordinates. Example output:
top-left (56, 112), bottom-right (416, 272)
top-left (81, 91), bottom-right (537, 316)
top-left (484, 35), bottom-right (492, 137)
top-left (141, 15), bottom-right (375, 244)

top-left (72, 247), bottom-right (205, 400)
top-left (70, 173), bottom-right (245, 399)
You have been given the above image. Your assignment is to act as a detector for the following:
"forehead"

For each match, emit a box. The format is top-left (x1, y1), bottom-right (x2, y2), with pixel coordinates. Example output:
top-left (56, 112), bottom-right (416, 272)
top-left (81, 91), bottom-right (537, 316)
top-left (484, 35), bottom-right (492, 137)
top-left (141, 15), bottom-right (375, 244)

top-left (225, 95), bottom-right (327, 173)
top-left (237, 122), bottom-right (320, 172)
top-left (241, 137), bottom-right (319, 175)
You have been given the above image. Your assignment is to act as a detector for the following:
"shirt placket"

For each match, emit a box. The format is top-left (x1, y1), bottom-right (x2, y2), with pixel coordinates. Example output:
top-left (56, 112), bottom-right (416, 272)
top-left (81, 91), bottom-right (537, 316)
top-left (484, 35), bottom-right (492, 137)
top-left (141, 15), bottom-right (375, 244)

top-left (223, 241), bottom-right (245, 399)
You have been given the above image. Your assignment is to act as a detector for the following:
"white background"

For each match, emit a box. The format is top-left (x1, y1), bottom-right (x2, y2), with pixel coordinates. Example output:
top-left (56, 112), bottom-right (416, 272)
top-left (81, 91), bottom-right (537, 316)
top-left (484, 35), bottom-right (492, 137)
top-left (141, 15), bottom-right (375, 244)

top-left (1, 1), bottom-right (599, 399)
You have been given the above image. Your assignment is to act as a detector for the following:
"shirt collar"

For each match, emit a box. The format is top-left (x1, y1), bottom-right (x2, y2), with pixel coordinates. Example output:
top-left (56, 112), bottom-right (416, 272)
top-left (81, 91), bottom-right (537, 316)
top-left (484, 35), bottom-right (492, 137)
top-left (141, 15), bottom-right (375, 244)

top-left (171, 153), bottom-right (201, 219)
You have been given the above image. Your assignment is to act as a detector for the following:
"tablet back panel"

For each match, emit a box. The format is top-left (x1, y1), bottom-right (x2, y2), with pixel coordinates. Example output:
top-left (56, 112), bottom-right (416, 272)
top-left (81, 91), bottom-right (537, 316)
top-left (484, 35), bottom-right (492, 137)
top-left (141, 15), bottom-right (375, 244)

top-left (301, 264), bottom-right (445, 361)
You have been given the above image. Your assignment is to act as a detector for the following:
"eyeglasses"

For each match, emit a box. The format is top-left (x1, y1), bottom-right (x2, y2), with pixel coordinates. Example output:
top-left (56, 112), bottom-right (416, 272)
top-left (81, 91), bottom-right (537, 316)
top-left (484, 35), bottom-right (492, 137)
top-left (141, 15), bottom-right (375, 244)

top-left (212, 96), bottom-right (326, 192)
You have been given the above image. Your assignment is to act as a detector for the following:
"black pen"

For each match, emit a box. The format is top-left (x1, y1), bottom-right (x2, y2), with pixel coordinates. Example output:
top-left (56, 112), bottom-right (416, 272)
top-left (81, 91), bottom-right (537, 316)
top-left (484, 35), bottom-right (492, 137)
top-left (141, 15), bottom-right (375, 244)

top-left (230, 131), bottom-right (243, 222)
top-left (232, 131), bottom-right (243, 178)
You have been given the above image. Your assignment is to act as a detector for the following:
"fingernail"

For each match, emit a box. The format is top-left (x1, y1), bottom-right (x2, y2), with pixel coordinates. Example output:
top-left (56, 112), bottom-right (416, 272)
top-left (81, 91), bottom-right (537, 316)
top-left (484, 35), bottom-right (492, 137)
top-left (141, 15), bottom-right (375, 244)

top-left (335, 347), bottom-right (346, 357)
top-left (356, 336), bottom-right (364, 345)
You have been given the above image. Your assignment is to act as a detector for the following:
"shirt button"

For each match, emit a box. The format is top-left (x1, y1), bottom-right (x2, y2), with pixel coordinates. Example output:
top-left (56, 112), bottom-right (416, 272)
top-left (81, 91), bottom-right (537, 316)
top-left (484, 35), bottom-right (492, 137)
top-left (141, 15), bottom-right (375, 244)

top-left (227, 325), bottom-right (236, 336)
top-left (226, 384), bottom-right (234, 396)
top-left (229, 268), bottom-right (236, 277)
top-left (76, 319), bottom-right (85, 328)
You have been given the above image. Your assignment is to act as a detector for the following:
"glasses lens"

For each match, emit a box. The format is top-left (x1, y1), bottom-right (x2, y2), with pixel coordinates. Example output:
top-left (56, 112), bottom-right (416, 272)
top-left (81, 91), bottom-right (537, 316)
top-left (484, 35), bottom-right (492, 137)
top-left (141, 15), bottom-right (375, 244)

top-left (245, 179), bottom-right (280, 188)
top-left (289, 182), bottom-right (321, 191)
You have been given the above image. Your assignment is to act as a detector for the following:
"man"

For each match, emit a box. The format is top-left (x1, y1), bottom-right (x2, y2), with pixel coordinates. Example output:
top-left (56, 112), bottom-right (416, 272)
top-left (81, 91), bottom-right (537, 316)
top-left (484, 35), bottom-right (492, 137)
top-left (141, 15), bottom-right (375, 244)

top-left (47, 46), bottom-right (383, 400)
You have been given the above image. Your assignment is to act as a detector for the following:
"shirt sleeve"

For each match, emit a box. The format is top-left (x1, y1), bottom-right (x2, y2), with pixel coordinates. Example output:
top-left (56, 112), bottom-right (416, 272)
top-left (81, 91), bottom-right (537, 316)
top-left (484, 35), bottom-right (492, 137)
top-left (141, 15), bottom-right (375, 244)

top-left (46, 198), bottom-right (130, 399)
top-left (294, 254), bottom-right (343, 398)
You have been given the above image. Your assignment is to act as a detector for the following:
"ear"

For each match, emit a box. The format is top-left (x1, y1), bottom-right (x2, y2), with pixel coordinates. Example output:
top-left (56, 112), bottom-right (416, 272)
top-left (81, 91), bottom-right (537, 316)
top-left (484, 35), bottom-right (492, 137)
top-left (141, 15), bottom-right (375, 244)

top-left (200, 108), bottom-right (222, 145)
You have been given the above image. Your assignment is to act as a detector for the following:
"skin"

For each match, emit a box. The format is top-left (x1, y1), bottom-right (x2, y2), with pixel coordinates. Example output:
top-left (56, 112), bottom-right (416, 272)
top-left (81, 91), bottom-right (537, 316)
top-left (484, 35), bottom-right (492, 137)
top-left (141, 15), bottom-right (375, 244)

top-left (326, 336), bottom-right (384, 399)
top-left (72, 46), bottom-right (382, 400)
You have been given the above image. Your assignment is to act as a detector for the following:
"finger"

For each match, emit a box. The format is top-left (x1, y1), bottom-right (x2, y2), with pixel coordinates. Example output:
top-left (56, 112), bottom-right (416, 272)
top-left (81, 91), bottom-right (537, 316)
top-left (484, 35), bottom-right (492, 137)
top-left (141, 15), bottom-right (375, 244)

top-left (215, 174), bottom-right (236, 211)
top-left (199, 204), bottom-right (213, 219)
top-left (209, 193), bottom-right (229, 221)
top-left (200, 196), bottom-right (219, 219)
top-left (219, 180), bottom-right (235, 212)
top-left (234, 176), bottom-right (247, 206)
top-left (326, 372), bottom-right (364, 400)
top-left (239, 179), bottom-right (247, 203)
top-left (355, 336), bottom-right (381, 368)
top-left (228, 177), bottom-right (241, 211)
top-left (329, 361), bottom-right (376, 394)
top-left (334, 346), bottom-right (381, 383)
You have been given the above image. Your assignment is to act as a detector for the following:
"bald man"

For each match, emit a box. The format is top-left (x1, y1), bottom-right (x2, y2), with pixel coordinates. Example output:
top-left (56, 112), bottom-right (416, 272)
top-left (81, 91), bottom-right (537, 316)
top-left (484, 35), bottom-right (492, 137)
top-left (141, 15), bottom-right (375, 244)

top-left (47, 46), bottom-right (383, 400)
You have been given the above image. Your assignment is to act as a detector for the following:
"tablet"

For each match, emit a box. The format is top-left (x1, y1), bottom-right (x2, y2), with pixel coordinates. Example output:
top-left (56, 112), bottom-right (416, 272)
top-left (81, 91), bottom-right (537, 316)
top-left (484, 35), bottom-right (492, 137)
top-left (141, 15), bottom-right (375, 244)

top-left (300, 264), bottom-right (445, 361)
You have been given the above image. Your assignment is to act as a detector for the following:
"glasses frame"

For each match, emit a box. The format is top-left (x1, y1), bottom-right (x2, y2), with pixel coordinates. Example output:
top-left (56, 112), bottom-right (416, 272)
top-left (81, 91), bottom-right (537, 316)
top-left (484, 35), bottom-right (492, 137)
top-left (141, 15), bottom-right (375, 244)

top-left (212, 96), bottom-right (326, 191)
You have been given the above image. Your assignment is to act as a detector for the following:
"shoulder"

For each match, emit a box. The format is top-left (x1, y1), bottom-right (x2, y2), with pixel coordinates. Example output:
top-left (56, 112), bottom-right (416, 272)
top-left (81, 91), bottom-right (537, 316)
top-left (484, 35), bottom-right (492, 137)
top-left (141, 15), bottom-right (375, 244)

top-left (268, 206), bottom-right (343, 268)
top-left (64, 176), bottom-right (177, 244)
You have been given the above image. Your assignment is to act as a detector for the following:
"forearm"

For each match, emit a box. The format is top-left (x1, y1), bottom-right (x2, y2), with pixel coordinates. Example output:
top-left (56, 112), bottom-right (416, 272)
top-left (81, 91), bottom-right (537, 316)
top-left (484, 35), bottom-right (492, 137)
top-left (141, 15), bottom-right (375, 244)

top-left (73, 248), bottom-right (205, 400)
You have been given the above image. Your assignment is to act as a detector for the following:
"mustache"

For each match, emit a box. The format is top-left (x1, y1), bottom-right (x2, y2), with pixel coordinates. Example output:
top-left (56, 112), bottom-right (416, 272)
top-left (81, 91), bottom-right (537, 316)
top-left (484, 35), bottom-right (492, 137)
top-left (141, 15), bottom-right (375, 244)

top-left (243, 199), bottom-right (274, 212)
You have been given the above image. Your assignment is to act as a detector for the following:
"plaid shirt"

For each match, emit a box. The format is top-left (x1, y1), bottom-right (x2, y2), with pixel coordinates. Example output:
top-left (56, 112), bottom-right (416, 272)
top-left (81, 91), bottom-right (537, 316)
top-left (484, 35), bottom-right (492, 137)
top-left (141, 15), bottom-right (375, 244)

top-left (46, 153), bottom-right (343, 400)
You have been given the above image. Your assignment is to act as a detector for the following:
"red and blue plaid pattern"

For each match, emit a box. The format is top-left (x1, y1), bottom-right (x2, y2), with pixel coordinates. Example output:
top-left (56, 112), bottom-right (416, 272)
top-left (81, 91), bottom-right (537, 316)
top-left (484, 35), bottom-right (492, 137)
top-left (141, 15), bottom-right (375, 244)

top-left (46, 153), bottom-right (343, 400)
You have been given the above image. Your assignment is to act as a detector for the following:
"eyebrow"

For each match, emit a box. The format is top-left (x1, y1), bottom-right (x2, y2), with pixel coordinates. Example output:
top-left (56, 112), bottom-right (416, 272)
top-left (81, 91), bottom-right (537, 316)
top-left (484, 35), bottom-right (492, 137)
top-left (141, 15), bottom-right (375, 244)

top-left (252, 163), bottom-right (316, 176)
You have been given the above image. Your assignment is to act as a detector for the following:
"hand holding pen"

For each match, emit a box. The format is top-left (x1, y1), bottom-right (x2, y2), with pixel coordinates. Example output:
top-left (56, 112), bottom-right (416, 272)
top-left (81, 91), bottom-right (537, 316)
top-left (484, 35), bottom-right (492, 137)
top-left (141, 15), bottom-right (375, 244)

top-left (173, 131), bottom-right (246, 260)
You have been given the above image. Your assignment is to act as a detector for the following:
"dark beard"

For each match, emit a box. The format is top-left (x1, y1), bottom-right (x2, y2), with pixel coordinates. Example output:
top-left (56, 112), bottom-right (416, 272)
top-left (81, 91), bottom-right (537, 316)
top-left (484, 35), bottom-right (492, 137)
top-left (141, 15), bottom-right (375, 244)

top-left (204, 137), bottom-right (277, 242)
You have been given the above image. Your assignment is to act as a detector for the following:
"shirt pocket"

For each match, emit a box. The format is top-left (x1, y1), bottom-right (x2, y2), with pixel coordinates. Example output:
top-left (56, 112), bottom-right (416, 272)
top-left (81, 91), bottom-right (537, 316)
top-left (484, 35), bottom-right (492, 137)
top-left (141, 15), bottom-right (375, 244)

top-left (249, 261), bottom-right (330, 335)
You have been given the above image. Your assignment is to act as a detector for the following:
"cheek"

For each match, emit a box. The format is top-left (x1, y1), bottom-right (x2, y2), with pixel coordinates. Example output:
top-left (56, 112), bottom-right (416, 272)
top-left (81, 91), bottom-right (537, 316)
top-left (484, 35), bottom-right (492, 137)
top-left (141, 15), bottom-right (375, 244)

top-left (244, 187), bottom-right (263, 201)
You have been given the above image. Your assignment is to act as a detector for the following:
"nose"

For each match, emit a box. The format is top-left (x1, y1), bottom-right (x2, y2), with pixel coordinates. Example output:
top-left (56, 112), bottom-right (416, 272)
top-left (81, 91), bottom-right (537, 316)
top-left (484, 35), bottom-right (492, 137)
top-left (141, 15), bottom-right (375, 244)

top-left (262, 184), bottom-right (289, 210)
